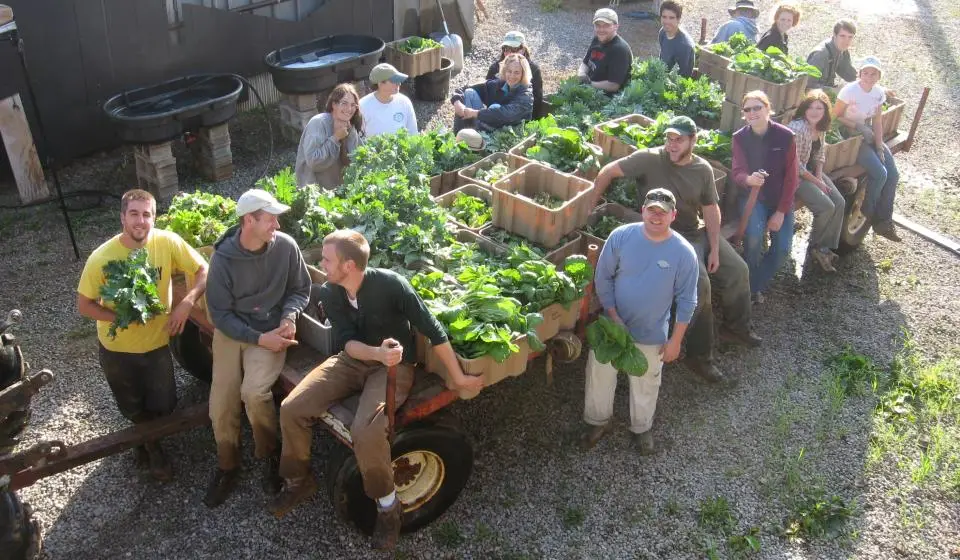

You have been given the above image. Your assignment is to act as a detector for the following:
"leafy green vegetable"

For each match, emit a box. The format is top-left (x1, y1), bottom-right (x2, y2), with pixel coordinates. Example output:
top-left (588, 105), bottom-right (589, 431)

top-left (825, 119), bottom-right (859, 144)
top-left (585, 215), bottom-right (623, 239)
top-left (530, 191), bottom-right (565, 209)
top-left (424, 130), bottom-right (481, 175)
top-left (730, 45), bottom-right (822, 84)
top-left (482, 227), bottom-right (548, 257)
top-left (155, 191), bottom-right (236, 248)
top-left (479, 124), bottom-right (526, 154)
top-left (524, 126), bottom-right (602, 175)
top-left (604, 58), bottom-right (723, 122)
top-left (98, 249), bottom-right (167, 338)
top-left (703, 32), bottom-right (754, 57)
top-left (693, 129), bottom-right (733, 167)
top-left (544, 77), bottom-right (610, 134)
top-left (449, 192), bottom-right (491, 228)
top-left (475, 161), bottom-right (511, 185)
top-left (586, 315), bottom-right (648, 376)
top-left (605, 178), bottom-right (642, 209)
top-left (395, 36), bottom-right (442, 54)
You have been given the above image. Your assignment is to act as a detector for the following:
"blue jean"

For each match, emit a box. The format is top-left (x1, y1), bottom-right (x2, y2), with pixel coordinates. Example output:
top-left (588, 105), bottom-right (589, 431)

top-left (739, 195), bottom-right (795, 294)
top-left (454, 89), bottom-right (486, 132)
top-left (857, 142), bottom-right (899, 223)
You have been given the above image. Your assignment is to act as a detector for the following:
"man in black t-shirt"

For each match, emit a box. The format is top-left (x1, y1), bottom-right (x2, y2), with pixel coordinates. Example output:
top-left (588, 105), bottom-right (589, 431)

top-left (578, 8), bottom-right (634, 94)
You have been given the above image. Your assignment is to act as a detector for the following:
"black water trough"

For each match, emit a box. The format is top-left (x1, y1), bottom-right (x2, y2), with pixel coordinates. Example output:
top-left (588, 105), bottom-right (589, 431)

top-left (265, 34), bottom-right (385, 95)
top-left (103, 74), bottom-right (244, 144)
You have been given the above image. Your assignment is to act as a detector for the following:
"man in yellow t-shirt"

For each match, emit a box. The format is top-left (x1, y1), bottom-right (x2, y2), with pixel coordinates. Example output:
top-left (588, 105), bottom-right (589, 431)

top-left (76, 189), bottom-right (207, 481)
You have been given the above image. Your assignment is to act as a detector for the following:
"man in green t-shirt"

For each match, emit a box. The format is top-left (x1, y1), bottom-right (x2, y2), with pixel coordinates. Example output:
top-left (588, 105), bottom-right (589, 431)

top-left (592, 116), bottom-right (761, 381)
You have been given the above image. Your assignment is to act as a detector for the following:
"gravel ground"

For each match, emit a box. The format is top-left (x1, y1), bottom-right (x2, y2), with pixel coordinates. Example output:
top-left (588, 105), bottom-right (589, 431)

top-left (3, 0), bottom-right (959, 558)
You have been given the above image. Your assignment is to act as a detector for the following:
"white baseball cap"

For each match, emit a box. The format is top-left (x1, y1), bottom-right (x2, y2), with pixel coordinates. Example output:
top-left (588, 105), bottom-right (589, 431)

top-left (236, 189), bottom-right (290, 217)
top-left (593, 8), bottom-right (618, 24)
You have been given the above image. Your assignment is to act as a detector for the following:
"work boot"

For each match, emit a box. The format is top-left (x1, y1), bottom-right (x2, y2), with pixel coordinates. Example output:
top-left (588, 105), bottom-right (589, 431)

top-left (371, 500), bottom-right (403, 551)
top-left (204, 468), bottom-right (241, 508)
top-left (580, 422), bottom-right (614, 450)
top-left (811, 249), bottom-right (837, 273)
top-left (873, 221), bottom-right (902, 242)
top-left (683, 358), bottom-right (725, 383)
top-left (262, 455), bottom-right (282, 495)
top-left (267, 475), bottom-right (318, 518)
top-left (144, 441), bottom-right (173, 482)
top-left (632, 431), bottom-right (655, 456)
top-left (719, 326), bottom-right (763, 348)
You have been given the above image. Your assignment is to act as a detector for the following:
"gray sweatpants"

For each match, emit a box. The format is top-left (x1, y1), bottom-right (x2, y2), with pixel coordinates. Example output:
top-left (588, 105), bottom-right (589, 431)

top-left (795, 177), bottom-right (845, 251)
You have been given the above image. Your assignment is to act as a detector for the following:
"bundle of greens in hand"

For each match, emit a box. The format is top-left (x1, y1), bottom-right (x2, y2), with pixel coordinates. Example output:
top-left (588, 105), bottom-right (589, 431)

top-left (99, 249), bottom-right (167, 338)
top-left (586, 315), bottom-right (648, 376)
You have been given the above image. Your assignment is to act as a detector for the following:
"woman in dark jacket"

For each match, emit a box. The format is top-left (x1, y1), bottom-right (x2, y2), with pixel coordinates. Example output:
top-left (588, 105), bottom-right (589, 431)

top-left (757, 4), bottom-right (800, 54)
top-left (731, 90), bottom-right (799, 303)
top-left (486, 31), bottom-right (544, 118)
top-left (452, 53), bottom-right (533, 133)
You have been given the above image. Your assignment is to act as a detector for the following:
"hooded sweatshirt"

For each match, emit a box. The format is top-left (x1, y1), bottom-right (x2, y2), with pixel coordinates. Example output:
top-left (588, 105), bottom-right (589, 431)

top-left (206, 224), bottom-right (311, 344)
top-left (711, 16), bottom-right (759, 44)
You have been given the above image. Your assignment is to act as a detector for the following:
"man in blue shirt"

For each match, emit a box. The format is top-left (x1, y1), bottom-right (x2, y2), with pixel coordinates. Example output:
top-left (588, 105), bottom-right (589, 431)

top-left (711, 0), bottom-right (760, 44)
top-left (658, 1), bottom-right (695, 77)
top-left (583, 188), bottom-right (699, 454)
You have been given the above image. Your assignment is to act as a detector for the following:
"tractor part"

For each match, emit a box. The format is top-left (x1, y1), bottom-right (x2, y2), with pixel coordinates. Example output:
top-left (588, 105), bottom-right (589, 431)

top-left (0, 478), bottom-right (42, 560)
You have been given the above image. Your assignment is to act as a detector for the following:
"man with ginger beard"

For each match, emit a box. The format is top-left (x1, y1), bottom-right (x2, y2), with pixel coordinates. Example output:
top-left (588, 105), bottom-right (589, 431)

top-left (591, 116), bottom-right (761, 383)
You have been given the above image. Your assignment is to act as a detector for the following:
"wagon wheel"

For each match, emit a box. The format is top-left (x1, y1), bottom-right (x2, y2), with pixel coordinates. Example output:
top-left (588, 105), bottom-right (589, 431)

top-left (548, 331), bottom-right (582, 364)
top-left (326, 417), bottom-right (473, 535)
top-left (0, 488), bottom-right (43, 560)
top-left (169, 321), bottom-right (212, 384)
top-left (837, 177), bottom-right (871, 254)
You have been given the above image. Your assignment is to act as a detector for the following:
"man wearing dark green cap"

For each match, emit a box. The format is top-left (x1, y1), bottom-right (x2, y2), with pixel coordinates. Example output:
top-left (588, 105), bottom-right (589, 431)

top-left (592, 115), bottom-right (761, 383)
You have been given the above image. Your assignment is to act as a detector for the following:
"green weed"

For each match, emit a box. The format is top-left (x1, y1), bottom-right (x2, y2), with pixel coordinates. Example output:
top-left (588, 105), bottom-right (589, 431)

top-left (434, 520), bottom-right (465, 548)
top-left (698, 496), bottom-right (736, 535)
top-left (664, 498), bottom-right (681, 516)
top-left (728, 527), bottom-right (762, 556)
top-left (560, 505), bottom-right (585, 529)
top-left (827, 347), bottom-right (880, 397)
top-left (782, 490), bottom-right (854, 542)
top-left (539, 0), bottom-right (563, 11)
top-left (876, 258), bottom-right (894, 273)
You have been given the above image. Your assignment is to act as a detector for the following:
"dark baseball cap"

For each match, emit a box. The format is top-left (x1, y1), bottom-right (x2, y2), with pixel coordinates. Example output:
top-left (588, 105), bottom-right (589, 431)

top-left (643, 188), bottom-right (677, 212)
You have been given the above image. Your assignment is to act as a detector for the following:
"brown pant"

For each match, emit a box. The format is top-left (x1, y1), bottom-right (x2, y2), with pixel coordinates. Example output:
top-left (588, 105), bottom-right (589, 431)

top-left (210, 329), bottom-right (287, 470)
top-left (278, 352), bottom-right (414, 500)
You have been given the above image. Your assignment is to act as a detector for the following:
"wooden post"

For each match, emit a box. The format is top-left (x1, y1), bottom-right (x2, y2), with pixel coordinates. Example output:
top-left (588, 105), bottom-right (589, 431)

top-left (0, 94), bottom-right (50, 204)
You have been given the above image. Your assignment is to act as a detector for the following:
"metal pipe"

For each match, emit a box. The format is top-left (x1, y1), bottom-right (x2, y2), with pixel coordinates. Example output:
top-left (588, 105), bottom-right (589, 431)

top-left (231, 0), bottom-right (287, 13)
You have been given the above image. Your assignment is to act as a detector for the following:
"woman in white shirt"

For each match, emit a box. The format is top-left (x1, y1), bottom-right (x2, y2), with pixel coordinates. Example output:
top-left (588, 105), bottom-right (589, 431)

top-left (359, 63), bottom-right (418, 138)
top-left (833, 56), bottom-right (901, 242)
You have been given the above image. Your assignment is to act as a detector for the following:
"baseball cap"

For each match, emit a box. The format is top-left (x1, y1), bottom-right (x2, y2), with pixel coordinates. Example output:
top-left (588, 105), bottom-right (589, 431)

top-left (369, 63), bottom-right (408, 85)
top-left (593, 8), bottom-right (618, 24)
top-left (236, 189), bottom-right (290, 217)
top-left (728, 0), bottom-right (760, 16)
top-left (643, 188), bottom-right (677, 212)
top-left (456, 128), bottom-right (485, 151)
top-left (858, 56), bottom-right (883, 77)
top-left (502, 30), bottom-right (525, 48)
top-left (664, 115), bottom-right (698, 137)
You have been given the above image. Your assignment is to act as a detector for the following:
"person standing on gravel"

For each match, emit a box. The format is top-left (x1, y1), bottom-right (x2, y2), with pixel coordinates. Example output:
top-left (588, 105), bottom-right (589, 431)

top-left (359, 63), bottom-right (417, 138)
top-left (486, 31), bottom-right (545, 118)
top-left (711, 0), bottom-right (760, 44)
top-left (806, 19), bottom-right (858, 90)
top-left (203, 189), bottom-right (311, 508)
top-left (451, 53), bottom-right (533, 132)
top-left (267, 230), bottom-right (482, 551)
top-left (578, 8), bottom-right (633, 94)
top-left (583, 188), bottom-right (698, 454)
top-left (591, 116), bottom-right (761, 383)
top-left (77, 189), bottom-right (208, 482)
top-left (658, 1), bottom-right (695, 78)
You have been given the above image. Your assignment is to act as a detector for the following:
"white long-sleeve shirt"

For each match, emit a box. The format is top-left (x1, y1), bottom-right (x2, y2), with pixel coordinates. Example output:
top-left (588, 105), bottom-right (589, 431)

top-left (359, 92), bottom-right (418, 138)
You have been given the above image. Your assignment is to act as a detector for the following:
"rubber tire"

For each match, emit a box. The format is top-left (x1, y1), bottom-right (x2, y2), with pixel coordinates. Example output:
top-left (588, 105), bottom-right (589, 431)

top-left (169, 321), bottom-right (212, 384)
top-left (326, 422), bottom-right (474, 535)
top-left (837, 177), bottom-right (871, 255)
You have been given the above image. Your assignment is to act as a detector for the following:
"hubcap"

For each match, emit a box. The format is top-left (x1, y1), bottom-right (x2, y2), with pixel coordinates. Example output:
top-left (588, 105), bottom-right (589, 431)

top-left (393, 450), bottom-right (444, 512)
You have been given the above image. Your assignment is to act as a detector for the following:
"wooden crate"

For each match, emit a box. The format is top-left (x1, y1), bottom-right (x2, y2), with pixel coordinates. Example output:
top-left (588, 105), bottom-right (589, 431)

top-left (434, 183), bottom-right (492, 232)
top-left (507, 135), bottom-right (602, 181)
top-left (696, 47), bottom-right (732, 86)
top-left (416, 331), bottom-right (530, 399)
top-left (724, 68), bottom-right (807, 114)
top-left (386, 38), bottom-right (443, 78)
top-left (881, 97), bottom-right (906, 141)
top-left (592, 114), bottom-right (656, 160)
top-left (428, 170), bottom-right (460, 197)
top-left (457, 152), bottom-right (517, 189)
top-left (490, 162), bottom-right (595, 249)
top-left (822, 135), bottom-right (863, 174)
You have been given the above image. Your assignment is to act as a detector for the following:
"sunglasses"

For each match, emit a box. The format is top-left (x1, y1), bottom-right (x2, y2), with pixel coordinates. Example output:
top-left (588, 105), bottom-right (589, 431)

top-left (336, 100), bottom-right (358, 110)
top-left (742, 105), bottom-right (766, 113)
top-left (644, 191), bottom-right (675, 205)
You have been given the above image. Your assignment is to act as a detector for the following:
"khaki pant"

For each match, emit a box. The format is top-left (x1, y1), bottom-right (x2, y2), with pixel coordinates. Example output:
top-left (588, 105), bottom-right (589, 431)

top-left (278, 353), bottom-right (414, 500)
top-left (583, 344), bottom-right (664, 434)
top-left (210, 329), bottom-right (286, 470)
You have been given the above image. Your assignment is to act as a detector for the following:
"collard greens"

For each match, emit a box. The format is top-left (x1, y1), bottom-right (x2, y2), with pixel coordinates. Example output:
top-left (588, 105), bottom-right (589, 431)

top-left (586, 315), bottom-right (648, 376)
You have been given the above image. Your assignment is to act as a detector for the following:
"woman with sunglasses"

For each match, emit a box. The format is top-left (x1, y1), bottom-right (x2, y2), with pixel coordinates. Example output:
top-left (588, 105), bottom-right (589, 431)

top-left (788, 89), bottom-right (845, 272)
top-left (486, 31), bottom-right (543, 117)
top-left (451, 53), bottom-right (533, 133)
top-left (295, 83), bottom-right (364, 189)
top-left (731, 91), bottom-right (800, 303)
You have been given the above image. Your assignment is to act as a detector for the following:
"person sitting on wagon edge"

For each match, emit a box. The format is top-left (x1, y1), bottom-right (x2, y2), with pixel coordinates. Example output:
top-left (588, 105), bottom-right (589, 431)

top-left (711, 0), bottom-right (760, 44)
top-left (268, 230), bottom-right (483, 551)
top-left (806, 19), bottom-right (858, 90)
top-left (451, 53), bottom-right (534, 133)
top-left (578, 8), bottom-right (633, 94)
top-left (591, 116), bottom-right (761, 383)
top-left (77, 189), bottom-right (207, 482)
top-left (203, 189), bottom-right (311, 508)
top-left (658, 1), bottom-right (695, 78)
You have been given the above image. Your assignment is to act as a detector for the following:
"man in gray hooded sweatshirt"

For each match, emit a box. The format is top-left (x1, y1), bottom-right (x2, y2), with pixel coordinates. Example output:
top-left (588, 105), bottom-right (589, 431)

top-left (203, 188), bottom-right (311, 507)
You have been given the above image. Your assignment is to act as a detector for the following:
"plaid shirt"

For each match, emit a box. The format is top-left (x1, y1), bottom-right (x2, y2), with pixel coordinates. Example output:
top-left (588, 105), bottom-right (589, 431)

top-left (787, 119), bottom-right (826, 174)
